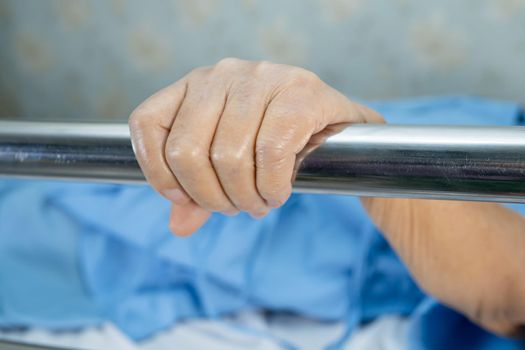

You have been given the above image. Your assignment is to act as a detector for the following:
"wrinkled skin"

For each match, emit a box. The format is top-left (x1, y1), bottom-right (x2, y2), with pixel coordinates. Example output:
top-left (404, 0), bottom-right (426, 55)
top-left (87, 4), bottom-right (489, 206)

top-left (130, 58), bottom-right (525, 338)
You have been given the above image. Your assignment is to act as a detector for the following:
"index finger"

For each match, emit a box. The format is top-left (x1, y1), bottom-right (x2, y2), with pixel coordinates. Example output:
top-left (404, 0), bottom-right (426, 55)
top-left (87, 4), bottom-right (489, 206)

top-left (129, 78), bottom-right (191, 204)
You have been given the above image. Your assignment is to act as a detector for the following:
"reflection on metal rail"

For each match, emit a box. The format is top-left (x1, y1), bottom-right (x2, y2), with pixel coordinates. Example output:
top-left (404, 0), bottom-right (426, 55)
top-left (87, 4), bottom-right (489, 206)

top-left (0, 120), bottom-right (524, 203)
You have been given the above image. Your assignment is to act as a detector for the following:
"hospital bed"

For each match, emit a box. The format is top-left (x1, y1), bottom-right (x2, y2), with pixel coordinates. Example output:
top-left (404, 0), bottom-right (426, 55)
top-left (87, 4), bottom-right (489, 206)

top-left (0, 121), bottom-right (524, 350)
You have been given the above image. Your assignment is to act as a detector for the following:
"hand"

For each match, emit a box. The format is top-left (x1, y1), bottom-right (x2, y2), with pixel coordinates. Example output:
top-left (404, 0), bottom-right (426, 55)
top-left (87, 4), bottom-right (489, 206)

top-left (129, 58), bottom-right (525, 338)
top-left (129, 58), bottom-right (383, 236)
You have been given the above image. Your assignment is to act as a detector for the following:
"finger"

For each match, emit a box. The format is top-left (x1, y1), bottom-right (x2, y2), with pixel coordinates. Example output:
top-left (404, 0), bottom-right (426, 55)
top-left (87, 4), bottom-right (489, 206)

top-left (164, 72), bottom-right (238, 214)
top-left (350, 101), bottom-right (385, 124)
top-left (210, 80), bottom-right (271, 218)
top-left (129, 79), bottom-right (191, 205)
top-left (322, 85), bottom-right (385, 125)
top-left (169, 202), bottom-right (211, 236)
top-left (255, 88), bottom-right (318, 208)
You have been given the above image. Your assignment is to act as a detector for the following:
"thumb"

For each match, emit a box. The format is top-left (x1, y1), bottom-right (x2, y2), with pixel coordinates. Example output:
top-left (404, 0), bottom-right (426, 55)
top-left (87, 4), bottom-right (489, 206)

top-left (169, 202), bottom-right (211, 236)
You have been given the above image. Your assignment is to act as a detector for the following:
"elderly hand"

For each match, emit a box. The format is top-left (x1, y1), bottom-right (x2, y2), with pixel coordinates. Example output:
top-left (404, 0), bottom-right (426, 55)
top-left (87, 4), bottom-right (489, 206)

top-left (129, 58), bottom-right (382, 235)
top-left (129, 58), bottom-right (525, 339)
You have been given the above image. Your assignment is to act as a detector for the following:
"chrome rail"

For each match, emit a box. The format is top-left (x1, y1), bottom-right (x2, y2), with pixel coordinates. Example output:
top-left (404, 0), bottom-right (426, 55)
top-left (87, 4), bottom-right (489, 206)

top-left (0, 121), bottom-right (524, 203)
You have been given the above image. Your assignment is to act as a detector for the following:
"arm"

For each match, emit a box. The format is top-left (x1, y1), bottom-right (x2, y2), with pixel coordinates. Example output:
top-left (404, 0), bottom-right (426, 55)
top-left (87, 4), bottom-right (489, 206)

top-left (363, 198), bottom-right (525, 336)
top-left (129, 58), bottom-right (525, 337)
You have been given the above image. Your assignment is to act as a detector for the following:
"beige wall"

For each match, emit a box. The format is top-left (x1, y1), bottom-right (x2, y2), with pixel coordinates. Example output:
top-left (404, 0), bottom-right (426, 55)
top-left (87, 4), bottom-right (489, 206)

top-left (1, 0), bottom-right (524, 121)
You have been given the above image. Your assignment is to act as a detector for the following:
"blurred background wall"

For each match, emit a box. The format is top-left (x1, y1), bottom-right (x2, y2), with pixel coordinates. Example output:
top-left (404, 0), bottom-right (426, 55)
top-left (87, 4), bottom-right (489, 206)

top-left (1, 0), bottom-right (524, 121)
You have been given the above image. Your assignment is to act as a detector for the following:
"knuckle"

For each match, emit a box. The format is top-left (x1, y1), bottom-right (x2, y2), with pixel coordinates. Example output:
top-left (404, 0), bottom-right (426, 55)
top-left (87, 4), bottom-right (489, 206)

top-left (286, 67), bottom-right (321, 86)
top-left (254, 60), bottom-right (274, 73)
top-left (128, 108), bottom-right (149, 131)
top-left (145, 174), bottom-right (172, 193)
top-left (192, 66), bottom-right (209, 74)
top-left (210, 145), bottom-right (250, 172)
top-left (165, 142), bottom-right (206, 169)
top-left (187, 66), bottom-right (210, 78)
top-left (255, 141), bottom-right (286, 167)
top-left (216, 57), bottom-right (243, 70)
top-left (164, 145), bottom-right (185, 165)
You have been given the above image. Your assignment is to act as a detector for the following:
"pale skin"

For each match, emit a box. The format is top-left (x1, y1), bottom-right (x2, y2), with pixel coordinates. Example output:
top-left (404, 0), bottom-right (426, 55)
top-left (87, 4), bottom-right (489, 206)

top-left (129, 58), bottom-right (525, 338)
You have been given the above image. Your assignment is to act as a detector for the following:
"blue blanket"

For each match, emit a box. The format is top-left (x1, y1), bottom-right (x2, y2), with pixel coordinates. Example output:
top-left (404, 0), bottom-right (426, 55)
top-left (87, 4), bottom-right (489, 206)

top-left (0, 96), bottom-right (523, 349)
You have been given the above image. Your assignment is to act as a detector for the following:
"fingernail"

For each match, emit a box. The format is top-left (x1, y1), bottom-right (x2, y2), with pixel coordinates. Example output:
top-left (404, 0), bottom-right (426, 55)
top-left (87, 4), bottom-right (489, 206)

top-left (163, 188), bottom-right (190, 205)
top-left (267, 199), bottom-right (282, 208)
top-left (223, 209), bottom-right (239, 217)
top-left (250, 210), bottom-right (269, 219)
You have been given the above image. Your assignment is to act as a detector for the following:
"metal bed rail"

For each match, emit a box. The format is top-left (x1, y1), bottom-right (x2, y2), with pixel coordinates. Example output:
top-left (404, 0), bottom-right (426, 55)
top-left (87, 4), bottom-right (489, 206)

top-left (0, 120), bottom-right (524, 203)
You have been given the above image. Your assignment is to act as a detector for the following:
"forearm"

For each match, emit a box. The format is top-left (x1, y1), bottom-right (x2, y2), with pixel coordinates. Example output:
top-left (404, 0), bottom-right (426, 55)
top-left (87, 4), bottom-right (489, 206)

top-left (362, 197), bottom-right (525, 336)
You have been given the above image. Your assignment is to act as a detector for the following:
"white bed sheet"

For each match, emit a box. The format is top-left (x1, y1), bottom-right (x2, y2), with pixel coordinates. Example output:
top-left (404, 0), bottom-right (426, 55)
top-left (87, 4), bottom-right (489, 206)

top-left (0, 312), bottom-right (408, 350)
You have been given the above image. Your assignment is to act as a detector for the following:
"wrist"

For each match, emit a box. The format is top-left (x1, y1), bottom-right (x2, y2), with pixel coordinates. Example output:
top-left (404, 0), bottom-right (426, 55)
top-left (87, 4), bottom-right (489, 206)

top-left (360, 197), bottom-right (417, 236)
top-left (360, 197), bottom-right (425, 268)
